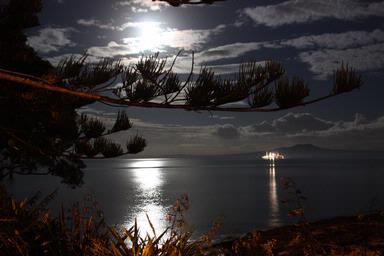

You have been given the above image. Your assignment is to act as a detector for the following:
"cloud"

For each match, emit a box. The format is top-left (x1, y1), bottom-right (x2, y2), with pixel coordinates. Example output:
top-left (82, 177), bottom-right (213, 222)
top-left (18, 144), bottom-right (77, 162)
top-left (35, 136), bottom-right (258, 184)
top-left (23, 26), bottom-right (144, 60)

top-left (27, 27), bottom-right (76, 54)
top-left (75, 18), bottom-right (384, 78)
top-left (299, 43), bottom-right (384, 79)
top-left (76, 20), bottom-right (158, 31)
top-left (259, 29), bottom-right (384, 79)
top-left (241, 112), bottom-right (384, 150)
top-left (203, 63), bottom-right (244, 75)
top-left (213, 124), bottom-right (241, 139)
top-left (245, 112), bottom-right (384, 139)
top-left (77, 105), bottom-right (384, 155)
top-left (121, 24), bottom-right (225, 52)
top-left (172, 42), bottom-right (262, 74)
top-left (119, 21), bottom-right (162, 29)
top-left (56, 37), bottom-right (259, 75)
top-left (45, 53), bottom-right (83, 66)
top-left (45, 53), bottom-right (113, 67)
top-left (303, 114), bottom-right (384, 150)
top-left (156, 112), bottom-right (384, 152)
top-left (209, 114), bottom-right (235, 120)
top-left (45, 25), bottom-right (384, 79)
top-left (186, 29), bottom-right (384, 77)
top-left (86, 24), bottom-right (225, 57)
top-left (173, 29), bottom-right (384, 75)
top-left (243, 0), bottom-right (384, 27)
top-left (114, 0), bottom-right (167, 12)
top-left (77, 19), bottom-right (119, 30)
top-left (281, 29), bottom-right (384, 50)
top-left (247, 113), bottom-right (334, 134)
top-left (197, 42), bottom-right (261, 62)
top-left (87, 41), bottom-right (137, 58)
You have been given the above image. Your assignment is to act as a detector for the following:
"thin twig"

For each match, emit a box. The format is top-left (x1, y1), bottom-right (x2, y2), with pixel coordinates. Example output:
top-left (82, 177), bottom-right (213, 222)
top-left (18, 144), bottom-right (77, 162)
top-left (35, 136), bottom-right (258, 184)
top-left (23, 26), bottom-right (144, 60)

top-left (94, 76), bottom-right (118, 93)
top-left (169, 52), bottom-right (194, 103)
top-left (159, 50), bottom-right (183, 103)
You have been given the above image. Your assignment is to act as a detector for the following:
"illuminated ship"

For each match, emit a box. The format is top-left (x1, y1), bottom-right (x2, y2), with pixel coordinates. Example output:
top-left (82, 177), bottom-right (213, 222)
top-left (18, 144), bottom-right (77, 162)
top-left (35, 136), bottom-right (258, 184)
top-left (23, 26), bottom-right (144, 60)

top-left (262, 152), bottom-right (285, 161)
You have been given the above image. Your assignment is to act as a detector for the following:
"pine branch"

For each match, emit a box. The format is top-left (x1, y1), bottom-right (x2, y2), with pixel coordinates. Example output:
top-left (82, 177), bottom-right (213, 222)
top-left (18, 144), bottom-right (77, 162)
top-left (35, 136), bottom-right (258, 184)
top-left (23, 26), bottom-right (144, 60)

top-left (0, 65), bottom-right (362, 113)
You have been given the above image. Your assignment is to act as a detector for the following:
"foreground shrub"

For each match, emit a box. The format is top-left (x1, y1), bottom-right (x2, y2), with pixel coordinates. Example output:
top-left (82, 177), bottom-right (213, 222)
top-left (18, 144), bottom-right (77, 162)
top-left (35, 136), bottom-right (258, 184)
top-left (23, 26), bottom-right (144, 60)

top-left (0, 187), bottom-right (215, 256)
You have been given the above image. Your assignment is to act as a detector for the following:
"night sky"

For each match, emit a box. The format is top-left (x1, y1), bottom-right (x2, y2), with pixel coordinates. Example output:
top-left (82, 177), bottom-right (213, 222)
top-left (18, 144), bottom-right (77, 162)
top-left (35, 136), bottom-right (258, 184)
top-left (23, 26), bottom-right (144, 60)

top-left (25, 0), bottom-right (384, 155)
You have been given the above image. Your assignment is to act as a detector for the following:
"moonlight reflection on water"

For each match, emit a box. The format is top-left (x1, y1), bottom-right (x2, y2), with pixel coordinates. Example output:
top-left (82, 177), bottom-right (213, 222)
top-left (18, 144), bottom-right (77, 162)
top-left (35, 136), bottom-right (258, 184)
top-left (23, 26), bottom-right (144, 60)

top-left (122, 158), bottom-right (283, 236)
top-left (123, 159), bottom-right (168, 237)
top-left (6, 158), bottom-right (384, 236)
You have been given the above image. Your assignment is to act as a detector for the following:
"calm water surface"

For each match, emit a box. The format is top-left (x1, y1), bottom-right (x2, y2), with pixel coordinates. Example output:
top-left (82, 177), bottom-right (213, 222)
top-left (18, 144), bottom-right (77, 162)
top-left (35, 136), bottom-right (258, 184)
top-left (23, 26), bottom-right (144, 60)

top-left (6, 157), bottom-right (384, 238)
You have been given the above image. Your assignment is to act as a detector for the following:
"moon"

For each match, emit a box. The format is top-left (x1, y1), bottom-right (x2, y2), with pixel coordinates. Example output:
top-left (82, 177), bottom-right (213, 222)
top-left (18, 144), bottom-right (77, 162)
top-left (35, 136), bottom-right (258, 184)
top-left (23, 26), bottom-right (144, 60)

top-left (137, 21), bottom-right (165, 52)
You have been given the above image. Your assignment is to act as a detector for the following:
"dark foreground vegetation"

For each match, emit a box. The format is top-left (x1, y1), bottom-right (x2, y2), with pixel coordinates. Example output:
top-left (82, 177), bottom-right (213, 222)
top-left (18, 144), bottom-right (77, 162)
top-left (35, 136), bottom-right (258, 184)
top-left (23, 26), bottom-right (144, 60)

top-left (1, 183), bottom-right (383, 256)
top-left (216, 214), bottom-right (384, 256)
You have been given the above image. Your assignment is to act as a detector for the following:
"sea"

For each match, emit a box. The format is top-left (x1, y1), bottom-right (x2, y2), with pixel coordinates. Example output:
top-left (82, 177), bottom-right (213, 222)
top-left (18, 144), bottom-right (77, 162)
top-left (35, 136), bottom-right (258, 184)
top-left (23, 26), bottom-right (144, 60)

top-left (5, 156), bottom-right (384, 239)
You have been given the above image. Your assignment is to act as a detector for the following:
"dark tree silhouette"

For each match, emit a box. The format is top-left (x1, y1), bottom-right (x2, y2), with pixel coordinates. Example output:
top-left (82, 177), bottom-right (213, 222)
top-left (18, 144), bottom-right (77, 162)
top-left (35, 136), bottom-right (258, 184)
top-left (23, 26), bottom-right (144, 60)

top-left (0, 0), bottom-right (145, 186)
top-left (0, 0), bottom-right (362, 186)
top-left (0, 0), bottom-right (52, 75)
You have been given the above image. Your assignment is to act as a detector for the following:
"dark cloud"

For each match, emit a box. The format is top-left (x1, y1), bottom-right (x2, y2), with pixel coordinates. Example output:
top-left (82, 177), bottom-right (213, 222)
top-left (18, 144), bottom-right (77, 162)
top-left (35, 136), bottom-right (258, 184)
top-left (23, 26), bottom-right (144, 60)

top-left (280, 29), bottom-right (384, 50)
top-left (80, 105), bottom-right (384, 155)
top-left (27, 27), bottom-right (76, 54)
top-left (201, 49), bottom-right (231, 57)
top-left (213, 124), bottom-right (241, 139)
top-left (77, 19), bottom-right (119, 31)
top-left (243, 0), bottom-right (384, 27)
top-left (241, 112), bottom-right (384, 150)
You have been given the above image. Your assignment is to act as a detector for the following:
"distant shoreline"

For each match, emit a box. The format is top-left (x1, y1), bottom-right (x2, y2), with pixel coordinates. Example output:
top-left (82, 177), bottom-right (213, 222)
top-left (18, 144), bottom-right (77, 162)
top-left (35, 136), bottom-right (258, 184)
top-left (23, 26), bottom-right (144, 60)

top-left (110, 143), bottom-right (384, 160)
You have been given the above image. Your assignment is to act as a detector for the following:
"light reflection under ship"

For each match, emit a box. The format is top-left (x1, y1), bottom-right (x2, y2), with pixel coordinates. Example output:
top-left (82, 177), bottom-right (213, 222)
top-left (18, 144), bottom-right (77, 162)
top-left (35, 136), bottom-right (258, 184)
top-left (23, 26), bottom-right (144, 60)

top-left (268, 162), bottom-right (280, 227)
top-left (124, 159), bottom-right (168, 237)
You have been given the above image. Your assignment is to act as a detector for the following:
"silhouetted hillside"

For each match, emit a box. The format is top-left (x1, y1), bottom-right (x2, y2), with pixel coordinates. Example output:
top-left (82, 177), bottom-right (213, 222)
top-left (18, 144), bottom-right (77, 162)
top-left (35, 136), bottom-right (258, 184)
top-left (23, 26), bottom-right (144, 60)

top-left (273, 144), bottom-right (383, 159)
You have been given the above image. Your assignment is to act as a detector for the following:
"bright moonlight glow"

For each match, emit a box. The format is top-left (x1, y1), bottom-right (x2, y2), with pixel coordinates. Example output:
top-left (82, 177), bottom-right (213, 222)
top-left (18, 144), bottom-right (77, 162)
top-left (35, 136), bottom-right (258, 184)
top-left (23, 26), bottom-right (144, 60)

top-left (123, 21), bottom-right (176, 53)
top-left (139, 22), bottom-right (162, 37)
top-left (137, 22), bottom-right (167, 52)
